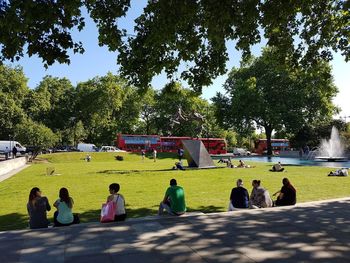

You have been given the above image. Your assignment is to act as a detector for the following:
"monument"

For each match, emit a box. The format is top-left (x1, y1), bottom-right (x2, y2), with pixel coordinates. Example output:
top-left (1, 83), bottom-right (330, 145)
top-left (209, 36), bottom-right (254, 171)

top-left (182, 140), bottom-right (215, 168)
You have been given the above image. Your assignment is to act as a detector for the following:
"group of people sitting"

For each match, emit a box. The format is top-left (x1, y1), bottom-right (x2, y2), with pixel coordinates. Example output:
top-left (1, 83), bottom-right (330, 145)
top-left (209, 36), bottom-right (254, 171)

top-left (229, 177), bottom-right (296, 210)
top-left (27, 177), bottom-right (296, 230)
top-left (218, 158), bottom-right (252, 168)
top-left (27, 183), bottom-right (126, 229)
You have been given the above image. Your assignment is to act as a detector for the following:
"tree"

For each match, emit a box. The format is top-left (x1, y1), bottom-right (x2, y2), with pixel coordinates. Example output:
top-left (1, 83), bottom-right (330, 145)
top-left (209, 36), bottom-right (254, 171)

top-left (1, 1), bottom-right (349, 92)
top-left (0, 64), bottom-right (28, 138)
top-left (15, 118), bottom-right (59, 160)
top-left (290, 119), bottom-right (348, 149)
top-left (138, 88), bottom-right (157, 135)
top-left (26, 76), bottom-right (76, 144)
top-left (75, 73), bottom-right (138, 144)
top-left (213, 48), bottom-right (338, 155)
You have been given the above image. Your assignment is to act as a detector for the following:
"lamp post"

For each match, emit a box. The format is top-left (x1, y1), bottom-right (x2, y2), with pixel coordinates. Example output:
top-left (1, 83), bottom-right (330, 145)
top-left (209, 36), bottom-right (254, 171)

top-left (69, 116), bottom-right (77, 147)
top-left (206, 106), bottom-right (210, 153)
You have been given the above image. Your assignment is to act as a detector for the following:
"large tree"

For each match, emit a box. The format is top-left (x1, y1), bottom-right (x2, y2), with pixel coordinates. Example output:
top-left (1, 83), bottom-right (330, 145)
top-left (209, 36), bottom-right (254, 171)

top-left (15, 117), bottom-right (59, 160)
top-left (1, 1), bottom-right (349, 91)
top-left (213, 48), bottom-right (338, 155)
top-left (75, 73), bottom-right (141, 144)
top-left (26, 76), bottom-right (76, 144)
top-left (0, 64), bottom-right (28, 139)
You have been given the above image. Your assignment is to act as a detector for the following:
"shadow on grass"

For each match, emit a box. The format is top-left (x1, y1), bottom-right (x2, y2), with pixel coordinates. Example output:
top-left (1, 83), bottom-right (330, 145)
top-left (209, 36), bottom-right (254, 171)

top-left (98, 169), bottom-right (178, 174)
top-left (128, 152), bottom-right (178, 160)
top-left (0, 213), bottom-right (28, 231)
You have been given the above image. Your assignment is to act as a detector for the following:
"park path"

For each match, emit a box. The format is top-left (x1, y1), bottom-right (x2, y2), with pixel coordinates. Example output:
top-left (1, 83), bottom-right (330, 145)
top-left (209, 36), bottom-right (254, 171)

top-left (0, 164), bottom-right (29, 182)
top-left (1, 197), bottom-right (350, 263)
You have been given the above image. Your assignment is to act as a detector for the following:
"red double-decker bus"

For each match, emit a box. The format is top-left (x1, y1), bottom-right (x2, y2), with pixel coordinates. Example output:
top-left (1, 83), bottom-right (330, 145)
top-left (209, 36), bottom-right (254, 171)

top-left (116, 134), bottom-right (161, 152)
top-left (116, 134), bottom-right (227, 154)
top-left (255, 139), bottom-right (290, 155)
top-left (159, 136), bottom-right (191, 152)
top-left (198, 138), bottom-right (227, 154)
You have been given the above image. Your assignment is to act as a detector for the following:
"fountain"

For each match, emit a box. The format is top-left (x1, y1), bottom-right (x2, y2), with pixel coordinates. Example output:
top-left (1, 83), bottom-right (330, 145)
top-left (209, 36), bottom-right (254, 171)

top-left (315, 126), bottom-right (347, 161)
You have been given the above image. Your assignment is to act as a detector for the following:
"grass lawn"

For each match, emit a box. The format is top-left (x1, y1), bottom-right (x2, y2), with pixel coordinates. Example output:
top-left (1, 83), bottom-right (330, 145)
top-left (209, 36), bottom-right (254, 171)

top-left (0, 152), bottom-right (349, 231)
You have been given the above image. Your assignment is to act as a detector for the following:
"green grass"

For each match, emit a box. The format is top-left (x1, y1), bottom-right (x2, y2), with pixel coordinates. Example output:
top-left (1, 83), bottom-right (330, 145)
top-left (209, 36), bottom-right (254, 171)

top-left (0, 152), bottom-right (349, 231)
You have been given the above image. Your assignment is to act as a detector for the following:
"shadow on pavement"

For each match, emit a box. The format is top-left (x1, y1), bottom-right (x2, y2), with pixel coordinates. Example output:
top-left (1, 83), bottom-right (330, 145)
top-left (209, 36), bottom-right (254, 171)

top-left (1, 199), bottom-right (350, 262)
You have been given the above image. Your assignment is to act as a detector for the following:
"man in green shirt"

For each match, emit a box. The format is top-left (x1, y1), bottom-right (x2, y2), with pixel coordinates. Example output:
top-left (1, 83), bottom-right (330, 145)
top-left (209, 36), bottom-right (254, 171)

top-left (158, 179), bottom-right (186, 216)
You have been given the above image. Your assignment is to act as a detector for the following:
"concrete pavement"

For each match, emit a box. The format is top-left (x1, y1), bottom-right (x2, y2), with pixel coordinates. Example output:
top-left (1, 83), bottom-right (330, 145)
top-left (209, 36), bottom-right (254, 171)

top-left (1, 198), bottom-right (350, 263)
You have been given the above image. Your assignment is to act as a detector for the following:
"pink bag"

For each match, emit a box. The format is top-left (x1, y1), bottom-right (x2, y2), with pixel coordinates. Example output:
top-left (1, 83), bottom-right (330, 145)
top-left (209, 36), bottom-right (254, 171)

top-left (100, 201), bottom-right (116, 223)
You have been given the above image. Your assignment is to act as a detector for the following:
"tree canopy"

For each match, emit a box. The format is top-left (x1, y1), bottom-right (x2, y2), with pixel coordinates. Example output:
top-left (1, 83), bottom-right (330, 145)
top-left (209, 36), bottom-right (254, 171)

top-left (213, 48), bottom-right (338, 155)
top-left (1, 1), bottom-right (349, 92)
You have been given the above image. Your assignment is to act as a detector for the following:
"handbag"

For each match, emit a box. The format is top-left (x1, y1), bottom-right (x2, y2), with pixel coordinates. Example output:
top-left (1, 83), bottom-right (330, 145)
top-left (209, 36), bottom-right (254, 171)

top-left (100, 200), bottom-right (117, 223)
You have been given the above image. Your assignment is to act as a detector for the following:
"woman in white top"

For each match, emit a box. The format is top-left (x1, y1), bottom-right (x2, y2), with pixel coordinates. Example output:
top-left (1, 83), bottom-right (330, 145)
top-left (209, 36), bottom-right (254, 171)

top-left (107, 183), bottom-right (126, 221)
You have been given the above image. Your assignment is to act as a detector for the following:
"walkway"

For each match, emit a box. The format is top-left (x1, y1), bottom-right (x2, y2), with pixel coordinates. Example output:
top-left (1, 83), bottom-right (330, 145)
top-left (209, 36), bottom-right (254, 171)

top-left (0, 164), bottom-right (29, 182)
top-left (1, 198), bottom-right (350, 263)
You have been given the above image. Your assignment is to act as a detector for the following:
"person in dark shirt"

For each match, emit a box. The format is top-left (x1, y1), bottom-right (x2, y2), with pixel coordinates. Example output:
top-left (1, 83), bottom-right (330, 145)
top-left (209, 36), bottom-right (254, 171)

top-left (27, 187), bottom-right (51, 229)
top-left (12, 146), bottom-right (18, 158)
top-left (273, 178), bottom-right (296, 206)
top-left (229, 179), bottom-right (249, 210)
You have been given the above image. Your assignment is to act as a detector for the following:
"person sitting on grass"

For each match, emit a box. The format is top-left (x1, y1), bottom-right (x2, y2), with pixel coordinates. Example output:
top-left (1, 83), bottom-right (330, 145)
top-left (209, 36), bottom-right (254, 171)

top-left (158, 179), bottom-right (186, 216)
top-left (273, 178), bottom-right (296, 206)
top-left (228, 179), bottom-right (249, 211)
top-left (173, 161), bottom-right (185, 170)
top-left (270, 162), bottom-right (284, 172)
top-left (237, 160), bottom-right (246, 168)
top-left (53, 188), bottom-right (80, 227)
top-left (249, 180), bottom-right (273, 209)
top-left (107, 183), bottom-right (127, 221)
top-left (227, 160), bottom-right (236, 168)
top-left (27, 187), bottom-right (51, 229)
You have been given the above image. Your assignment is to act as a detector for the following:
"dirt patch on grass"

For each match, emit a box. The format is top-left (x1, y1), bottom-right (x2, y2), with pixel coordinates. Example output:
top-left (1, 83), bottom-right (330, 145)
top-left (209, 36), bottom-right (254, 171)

top-left (31, 158), bottom-right (49, 164)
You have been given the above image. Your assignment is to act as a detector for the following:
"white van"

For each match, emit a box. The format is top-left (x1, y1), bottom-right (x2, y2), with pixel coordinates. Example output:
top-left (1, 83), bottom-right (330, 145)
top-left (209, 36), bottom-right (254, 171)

top-left (77, 143), bottom-right (98, 152)
top-left (0, 141), bottom-right (26, 154)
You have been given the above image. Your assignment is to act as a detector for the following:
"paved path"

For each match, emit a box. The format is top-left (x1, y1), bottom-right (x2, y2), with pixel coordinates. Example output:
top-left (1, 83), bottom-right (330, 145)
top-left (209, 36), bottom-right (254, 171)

top-left (1, 198), bottom-right (350, 263)
top-left (0, 164), bottom-right (30, 182)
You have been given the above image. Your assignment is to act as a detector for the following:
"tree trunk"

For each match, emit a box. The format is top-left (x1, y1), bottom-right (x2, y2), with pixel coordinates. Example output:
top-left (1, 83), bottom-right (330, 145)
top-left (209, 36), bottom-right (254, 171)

top-left (265, 126), bottom-right (273, 156)
top-left (146, 120), bottom-right (150, 135)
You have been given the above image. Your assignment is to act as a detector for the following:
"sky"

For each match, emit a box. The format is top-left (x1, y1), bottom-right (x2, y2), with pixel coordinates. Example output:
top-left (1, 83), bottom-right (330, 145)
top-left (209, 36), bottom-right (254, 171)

top-left (6, 2), bottom-right (350, 119)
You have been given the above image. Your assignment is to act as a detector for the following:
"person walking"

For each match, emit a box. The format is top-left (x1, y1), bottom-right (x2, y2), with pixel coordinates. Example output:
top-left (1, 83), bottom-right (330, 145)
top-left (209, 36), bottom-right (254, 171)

top-left (153, 149), bottom-right (157, 162)
top-left (12, 146), bottom-right (18, 158)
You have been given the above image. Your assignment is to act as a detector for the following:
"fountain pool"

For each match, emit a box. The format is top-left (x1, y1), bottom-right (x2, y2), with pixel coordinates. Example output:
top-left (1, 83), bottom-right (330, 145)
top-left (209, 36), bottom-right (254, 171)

top-left (237, 156), bottom-right (350, 168)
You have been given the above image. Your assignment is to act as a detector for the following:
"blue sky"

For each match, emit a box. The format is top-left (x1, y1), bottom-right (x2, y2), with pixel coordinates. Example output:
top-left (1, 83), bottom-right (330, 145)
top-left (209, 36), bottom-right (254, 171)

top-left (7, 2), bottom-right (350, 118)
